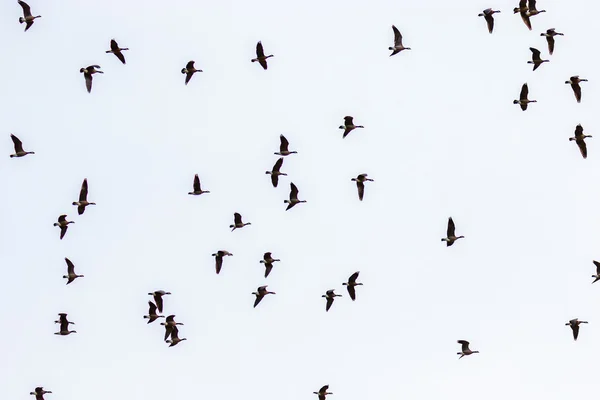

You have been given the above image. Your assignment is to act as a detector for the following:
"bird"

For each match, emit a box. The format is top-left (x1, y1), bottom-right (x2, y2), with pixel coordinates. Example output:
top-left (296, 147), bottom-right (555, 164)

top-left (211, 250), bottom-right (233, 274)
top-left (30, 387), bottom-right (52, 400)
top-left (569, 124), bottom-right (591, 159)
top-left (592, 261), bottom-right (600, 284)
top-left (389, 25), bottom-right (411, 56)
top-left (527, 0), bottom-right (546, 17)
top-left (351, 174), bottom-right (374, 201)
top-left (63, 258), bottom-right (83, 285)
top-left (230, 212), bottom-right (251, 231)
top-left (181, 60), bottom-right (202, 85)
top-left (441, 217), bottom-right (464, 246)
top-left (260, 252), bottom-right (280, 278)
top-left (565, 76), bottom-right (588, 103)
top-left (339, 116), bottom-right (364, 138)
top-left (274, 134), bottom-right (297, 156)
top-left (18, 1), bottom-right (41, 32)
top-left (252, 285), bottom-right (276, 308)
top-left (72, 178), bottom-right (96, 215)
top-left (457, 340), bottom-right (479, 359)
top-left (161, 315), bottom-right (184, 341)
top-left (314, 385), bottom-right (333, 400)
top-left (513, 0), bottom-right (531, 30)
top-left (148, 290), bottom-right (171, 314)
top-left (342, 271), bottom-right (363, 301)
top-left (53, 215), bottom-right (74, 240)
top-left (527, 48), bottom-right (548, 71)
top-left (541, 28), bottom-right (563, 55)
top-left (251, 41), bottom-right (273, 70)
top-left (566, 318), bottom-right (588, 341)
top-left (80, 65), bottom-right (103, 93)
top-left (284, 182), bottom-right (306, 210)
top-left (478, 8), bottom-right (501, 34)
top-left (105, 39), bottom-right (128, 64)
top-left (9, 134), bottom-right (34, 158)
top-left (165, 325), bottom-right (187, 347)
top-left (513, 83), bottom-right (537, 111)
top-left (188, 174), bottom-right (210, 195)
top-left (322, 289), bottom-right (342, 312)
top-left (54, 313), bottom-right (76, 336)
top-left (266, 157), bottom-right (287, 188)
top-left (143, 301), bottom-right (164, 324)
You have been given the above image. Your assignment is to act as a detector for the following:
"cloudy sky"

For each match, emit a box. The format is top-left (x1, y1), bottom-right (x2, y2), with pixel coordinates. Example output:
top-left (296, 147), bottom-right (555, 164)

top-left (1, 0), bottom-right (599, 399)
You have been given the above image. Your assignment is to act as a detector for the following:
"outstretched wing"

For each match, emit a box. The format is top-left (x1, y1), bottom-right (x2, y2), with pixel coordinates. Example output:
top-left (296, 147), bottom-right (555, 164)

top-left (290, 182), bottom-right (299, 199)
top-left (520, 83), bottom-right (528, 101)
top-left (10, 134), bottom-right (24, 153)
top-left (79, 179), bottom-right (88, 202)
top-left (447, 217), bottom-right (456, 237)
top-left (18, 0), bottom-right (32, 17)
top-left (392, 25), bottom-right (403, 46)
top-left (65, 258), bottom-right (75, 275)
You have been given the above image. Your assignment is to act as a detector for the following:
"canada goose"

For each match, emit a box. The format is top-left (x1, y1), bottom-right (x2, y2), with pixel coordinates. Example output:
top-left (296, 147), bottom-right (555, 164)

top-left (342, 271), bottom-right (363, 301)
top-left (569, 124), bottom-right (591, 159)
top-left (478, 9), bottom-right (501, 34)
top-left (322, 289), bottom-right (342, 312)
top-left (252, 285), bottom-right (276, 308)
top-left (161, 315), bottom-right (184, 340)
top-left (527, 47), bottom-right (548, 71)
top-left (541, 28), bottom-right (563, 55)
top-left (251, 41), bottom-right (273, 70)
top-left (275, 134), bottom-right (297, 156)
top-left (351, 174), bottom-right (374, 201)
top-left (30, 387), bottom-right (52, 400)
top-left (513, 83), bottom-right (536, 111)
top-left (181, 60), bottom-right (202, 85)
top-left (457, 340), bottom-right (479, 359)
top-left (106, 39), bottom-right (129, 64)
top-left (53, 215), bottom-right (74, 240)
top-left (513, 0), bottom-right (531, 30)
top-left (266, 157), bottom-right (287, 188)
top-left (339, 116), bottom-right (364, 138)
top-left (565, 76), bottom-right (588, 103)
top-left (9, 134), bottom-right (34, 157)
top-left (188, 174), bottom-right (210, 195)
top-left (592, 261), bottom-right (600, 284)
top-left (527, 0), bottom-right (546, 16)
top-left (72, 178), bottom-right (96, 215)
top-left (211, 250), bottom-right (233, 274)
top-left (230, 212), bottom-right (251, 231)
top-left (260, 252), bottom-right (280, 278)
top-left (18, 1), bottom-right (41, 32)
top-left (63, 257), bottom-right (83, 285)
top-left (148, 290), bottom-right (171, 314)
top-left (54, 313), bottom-right (76, 335)
top-left (314, 385), bottom-right (333, 400)
top-left (566, 318), bottom-right (588, 341)
top-left (79, 65), bottom-right (103, 93)
top-left (165, 325), bottom-right (187, 347)
top-left (143, 301), bottom-right (165, 324)
top-left (285, 182), bottom-right (306, 210)
top-left (441, 217), bottom-right (464, 246)
top-left (389, 25), bottom-right (411, 56)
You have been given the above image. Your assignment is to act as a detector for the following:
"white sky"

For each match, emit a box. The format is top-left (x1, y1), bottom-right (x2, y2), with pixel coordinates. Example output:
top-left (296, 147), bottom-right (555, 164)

top-left (1, 0), bottom-right (598, 399)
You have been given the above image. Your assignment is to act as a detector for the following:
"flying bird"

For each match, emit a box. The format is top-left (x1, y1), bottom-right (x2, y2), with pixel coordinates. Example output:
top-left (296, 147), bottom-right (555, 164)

top-left (148, 290), bottom-right (171, 314)
top-left (266, 157), bottom-right (287, 188)
top-left (565, 76), bottom-right (588, 103)
top-left (541, 28), bottom-right (563, 55)
top-left (161, 315), bottom-right (184, 340)
top-left (80, 65), bottom-right (103, 93)
top-left (441, 217), bottom-right (464, 246)
top-left (251, 41), bottom-right (273, 70)
top-left (527, 0), bottom-right (546, 17)
top-left (252, 285), bottom-right (276, 308)
top-left (188, 174), bottom-right (210, 195)
top-left (342, 271), bottom-right (363, 301)
top-left (230, 212), bottom-right (251, 231)
top-left (527, 47), bottom-right (548, 71)
top-left (18, 1), bottom-right (41, 32)
top-left (211, 250), bottom-right (233, 274)
top-left (351, 174), bottom-right (374, 201)
top-left (53, 215), bottom-right (74, 240)
top-left (284, 182), bottom-right (306, 210)
top-left (165, 325), bottom-right (187, 347)
top-left (63, 258), bottom-right (83, 285)
top-left (513, 0), bottom-right (531, 30)
top-left (569, 124), bottom-right (591, 159)
top-left (592, 260), bottom-right (600, 284)
top-left (566, 318), bottom-right (588, 341)
top-left (313, 385), bottom-right (333, 400)
top-left (106, 39), bottom-right (129, 64)
top-left (513, 83), bottom-right (536, 111)
top-left (478, 8), bottom-right (501, 34)
top-left (181, 60), bottom-right (202, 85)
top-left (72, 178), bottom-right (96, 215)
top-left (339, 116), bottom-right (364, 138)
top-left (9, 134), bottom-right (34, 158)
top-left (457, 340), bottom-right (479, 359)
top-left (260, 252), bottom-right (280, 278)
top-left (143, 301), bottom-right (164, 324)
top-left (30, 387), bottom-right (52, 400)
top-left (54, 313), bottom-right (76, 336)
top-left (389, 25), bottom-right (411, 56)
top-left (274, 134), bottom-right (297, 156)
top-left (322, 289), bottom-right (342, 312)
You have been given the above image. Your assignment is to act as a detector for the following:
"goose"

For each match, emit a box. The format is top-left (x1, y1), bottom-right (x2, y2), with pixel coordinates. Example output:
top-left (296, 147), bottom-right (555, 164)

top-left (9, 134), bottom-right (34, 157)
top-left (63, 258), bottom-right (83, 285)
top-left (148, 290), bottom-right (171, 314)
top-left (339, 116), bottom-right (364, 138)
top-left (314, 385), bottom-right (333, 400)
top-left (285, 182), bottom-right (306, 210)
top-left (252, 285), bottom-right (276, 308)
top-left (30, 387), bottom-right (52, 400)
top-left (441, 217), bottom-right (464, 246)
top-left (342, 271), bottom-right (363, 301)
top-left (72, 178), bottom-right (96, 215)
top-left (54, 313), bottom-right (76, 336)
top-left (18, 1), bottom-right (41, 32)
top-left (161, 315), bottom-right (184, 340)
top-left (569, 124), bottom-right (591, 159)
top-left (80, 65), bottom-right (103, 93)
top-left (513, 83), bottom-right (536, 111)
top-left (181, 60), bottom-right (202, 85)
top-left (389, 25), bottom-right (411, 56)
top-left (592, 260), bottom-right (600, 284)
top-left (230, 212), bottom-right (251, 231)
top-left (457, 340), bottom-right (479, 359)
top-left (527, 48), bottom-right (548, 71)
top-left (566, 318), bottom-right (588, 341)
top-left (541, 28), bottom-right (563, 55)
top-left (251, 41), bottom-right (273, 70)
top-left (351, 174), bottom-right (374, 201)
top-left (188, 174), bottom-right (210, 195)
top-left (260, 252), bottom-right (280, 278)
top-left (212, 250), bottom-right (233, 274)
top-left (165, 325), bottom-right (187, 347)
top-left (143, 301), bottom-right (165, 324)
top-left (53, 215), bottom-right (74, 240)
top-left (565, 76), bottom-right (588, 103)
top-left (106, 39), bottom-right (129, 64)
top-left (478, 8), bottom-right (501, 34)
top-left (274, 134), bottom-right (297, 156)
top-left (513, 0), bottom-right (531, 30)
top-left (322, 289), bottom-right (342, 312)
top-left (266, 157), bottom-right (287, 188)
top-left (527, 0), bottom-right (546, 16)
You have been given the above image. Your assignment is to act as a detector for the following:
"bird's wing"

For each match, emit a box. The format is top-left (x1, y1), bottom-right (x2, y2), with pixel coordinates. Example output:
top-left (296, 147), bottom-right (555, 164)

top-left (572, 83), bottom-right (582, 103)
top-left (575, 124), bottom-right (583, 137)
top-left (273, 157), bottom-right (284, 172)
top-left (344, 116), bottom-right (354, 125)
top-left (79, 179), bottom-right (88, 201)
top-left (215, 255), bottom-right (223, 274)
top-left (155, 295), bottom-right (164, 313)
top-left (357, 181), bottom-right (365, 201)
top-left (349, 271), bottom-right (360, 283)
top-left (520, 83), bottom-right (528, 100)
top-left (114, 50), bottom-right (126, 65)
top-left (347, 285), bottom-right (356, 301)
top-left (10, 134), bottom-right (24, 153)
top-left (259, 58), bottom-right (268, 70)
top-left (58, 214), bottom-right (67, 223)
top-left (447, 218), bottom-right (456, 237)
top-left (234, 213), bottom-right (242, 224)
top-left (148, 301), bottom-right (158, 314)
top-left (392, 25), bottom-right (402, 46)
top-left (186, 60), bottom-right (195, 70)
top-left (342, 127), bottom-right (353, 138)
top-left (528, 0), bottom-right (537, 11)
top-left (256, 41), bottom-right (265, 58)
top-left (166, 315), bottom-right (175, 323)
top-left (546, 36), bottom-right (555, 55)
top-left (18, 1), bottom-right (32, 17)
top-left (185, 71), bottom-right (193, 85)
top-left (530, 47), bottom-right (541, 60)
top-left (85, 73), bottom-right (93, 93)
top-left (326, 297), bottom-right (334, 311)
top-left (60, 226), bottom-right (68, 240)
top-left (572, 324), bottom-right (579, 340)
top-left (65, 258), bottom-right (75, 274)
top-left (164, 325), bottom-right (174, 341)
top-left (271, 173), bottom-right (279, 188)
top-left (520, 11), bottom-right (532, 30)
top-left (594, 260), bottom-right (600, 274)
top-left (577, 139), bottom-right (587, 159)
top-left (110, 39), bottom-right (119, 51)
top-left (485, 15), bottom-right (494, 34)
top-left (253, 295), bottom-right (263, 308)
top-left (320, 385), bottom-right (329, 393)
top-left (193, 174), bottom-right (201, 191)
top-left (264, 263), bottom-right (273, 278)
top-left (279, 134), bottom-right (289, 151)
top-left (290, 183), bottom-right (299, 199)
top-left (264, 252), bottom-right (272, 259)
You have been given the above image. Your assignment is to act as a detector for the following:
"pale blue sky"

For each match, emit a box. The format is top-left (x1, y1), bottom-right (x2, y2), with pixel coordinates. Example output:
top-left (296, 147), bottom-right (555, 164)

top-left (1, 0), bottom-right (599, 399)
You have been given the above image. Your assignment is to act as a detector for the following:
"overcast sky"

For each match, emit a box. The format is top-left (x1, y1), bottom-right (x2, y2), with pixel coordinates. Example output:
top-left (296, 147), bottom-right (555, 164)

top-left (1, 0), bottom-right (599, 399)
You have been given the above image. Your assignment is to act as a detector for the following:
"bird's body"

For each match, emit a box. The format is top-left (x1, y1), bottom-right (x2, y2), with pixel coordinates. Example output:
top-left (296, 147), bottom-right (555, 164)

top-left (63, 258), bottom-right (83, 284)
top-left (165, 325), bottom-right (187, 347)
top-left (143, 301), bottom-right (164, 324)
top-left (284, 182), bottom-right (306, 210)
top-left (541, 28), bottom-right (563, 55)
top-left (441, 217), bottom-right (464, 246)
top-left (212, 250), bottom-right (233, 274)
top-left (339, 116), bottom-right (364, 138)
top-left (252, 285), bottom-right (276, 308)
top-left (275, 134), bottom-right (297, 156)
top-left (230, 212), bottom-right (251, 231)
top-left (342, 271), bottom-right (363, 301)
top-left (314, 385), bottom-right (333, 400)
top-left (54, 313), bottom-right (76, 335)
top-left (72, 178), bottom-right (96, 215)
top-left (53, 215), bottom-right (74, 240)
top-left (514, 0), bottom-right (532, 30)
top-left (389, 25), bottom-right (411, 56)
top-left (181, 60), bottom-right (202, 85)
top-left (148, 290), bottom-right (171, 314)
top-left (513, 83), bottom-right (537, 111)
top-left (527, 47), bottom-right (548, 71)
top-left (569, 124), bottom-right (591, 159)
top-left (18, 1), bottom-right (41, 32)
top-left (251, 41), bottom-right (273, 70)
top-left (106, 39), bottom-right (129, 64)
top-left (80, 65), bottom-right (103, 93)
top-left (457, 340), bottom-right (479, 359)
top-left (322, 289), bottom-right (342, 312)
top-left (478, 8), bottom-right (501, 34)
top-left (566, 318), bottom-right (588, 341)
top-left (266, 157), bottom-right (287, 188)
top-left (9, 134), bottom-right (34, 157)
top-left (260, 252), bottom-right (280, 278)
top-left (565, 76), bottom-right (588, 103)
top-left (351, 174), bottom-right (374, 201)
top-left (188, 174), bottom-right (210, 195)
top-left (30, 387), bottom-right (52, 400)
